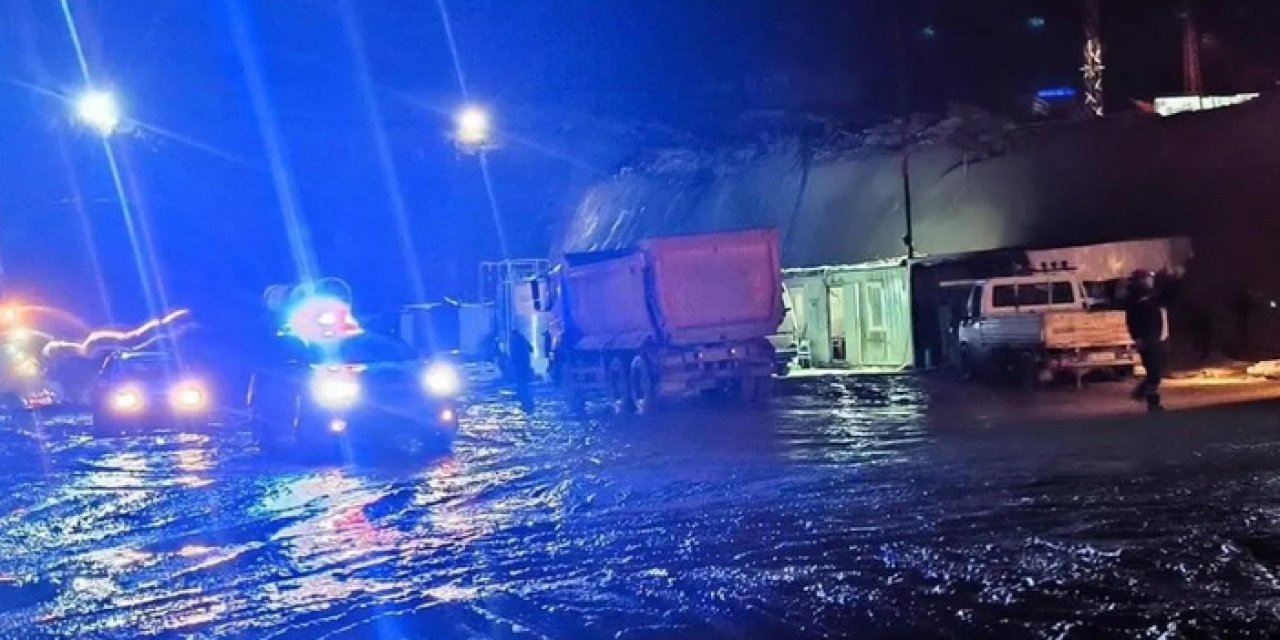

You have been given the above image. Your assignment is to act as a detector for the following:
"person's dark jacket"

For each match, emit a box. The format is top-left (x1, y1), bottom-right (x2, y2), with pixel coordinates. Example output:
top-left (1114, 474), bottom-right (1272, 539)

top-left (507, 332), bottom-right (533, 381)
top-left (1125, 292), bottom-right (1166, 344)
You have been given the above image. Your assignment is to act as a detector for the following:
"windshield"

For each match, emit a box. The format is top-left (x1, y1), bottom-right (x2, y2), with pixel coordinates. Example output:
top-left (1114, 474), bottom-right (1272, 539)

top-left (991, 281), bottom-right (1075, 308)
top-left (114, 354), bottom-right (179, 378)
top-left (308, 332), bottom-right (418, 364)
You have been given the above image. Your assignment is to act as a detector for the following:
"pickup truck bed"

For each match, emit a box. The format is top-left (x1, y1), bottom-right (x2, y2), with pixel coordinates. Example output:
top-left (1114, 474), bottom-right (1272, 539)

top-left (981, 310), bottom-right (1133, 350)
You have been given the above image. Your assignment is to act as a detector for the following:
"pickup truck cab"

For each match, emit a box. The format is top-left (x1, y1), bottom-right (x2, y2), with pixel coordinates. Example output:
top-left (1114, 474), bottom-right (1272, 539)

top-left (957, 273), bottom-right (1140, 386)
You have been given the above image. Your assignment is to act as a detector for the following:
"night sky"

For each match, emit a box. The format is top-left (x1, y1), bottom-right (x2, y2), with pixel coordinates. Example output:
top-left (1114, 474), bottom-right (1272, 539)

top-left (0, 0), bottom-right (1276, 328)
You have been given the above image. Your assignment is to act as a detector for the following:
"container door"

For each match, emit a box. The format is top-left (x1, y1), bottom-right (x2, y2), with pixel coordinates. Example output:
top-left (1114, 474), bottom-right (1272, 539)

top-left (842, 283), bottom-right (862, 366)
top-left (860, 279), bottom-right (891, 365)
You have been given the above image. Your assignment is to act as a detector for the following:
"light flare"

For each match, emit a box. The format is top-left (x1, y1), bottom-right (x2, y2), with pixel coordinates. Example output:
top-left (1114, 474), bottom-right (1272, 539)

top-left (42, 308), bottom-right (191, 358)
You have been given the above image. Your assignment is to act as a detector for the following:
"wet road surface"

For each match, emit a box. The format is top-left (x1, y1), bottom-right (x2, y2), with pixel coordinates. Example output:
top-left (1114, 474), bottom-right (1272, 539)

top-left (4, 377), bottom-right (1280, 638)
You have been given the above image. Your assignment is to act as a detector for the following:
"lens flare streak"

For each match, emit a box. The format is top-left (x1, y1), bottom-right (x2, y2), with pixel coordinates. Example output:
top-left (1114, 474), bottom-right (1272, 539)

top-left (224, 0), bottom-right (319, 285)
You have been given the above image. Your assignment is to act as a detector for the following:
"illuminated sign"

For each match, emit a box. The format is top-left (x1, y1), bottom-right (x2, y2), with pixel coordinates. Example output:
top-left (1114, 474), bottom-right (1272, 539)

top-left (1036, 87), bottom-right (1076, 100)
top-left (1154, 93), bottom-right (1260, 117)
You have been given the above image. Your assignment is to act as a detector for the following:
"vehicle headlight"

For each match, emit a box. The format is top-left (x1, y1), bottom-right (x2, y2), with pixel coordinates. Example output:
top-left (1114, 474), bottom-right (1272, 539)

top-left (310, 374), bottom-right (361, 409)
top-left (422, 362), bottom-right (461, 396)
top-left (170, 381), bottom-right (207, 411)
top-left (111, 388), bottom-right (144, 412)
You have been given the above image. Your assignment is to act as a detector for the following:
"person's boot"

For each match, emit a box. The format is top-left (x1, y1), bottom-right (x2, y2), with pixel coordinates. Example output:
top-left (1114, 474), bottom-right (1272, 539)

top-left (1147, 393), bottom-right (1164, 413)
top-left (1130, 383), bottom-right (1147, 402)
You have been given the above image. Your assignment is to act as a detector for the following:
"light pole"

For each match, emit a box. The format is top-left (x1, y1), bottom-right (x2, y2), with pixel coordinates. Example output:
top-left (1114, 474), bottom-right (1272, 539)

top-left (450, 104), bottom-right (509, 261)
top-left (74, 89), bottom-right (122, 136)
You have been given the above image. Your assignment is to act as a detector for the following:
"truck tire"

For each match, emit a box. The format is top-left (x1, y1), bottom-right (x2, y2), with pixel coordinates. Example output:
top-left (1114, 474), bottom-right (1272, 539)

top-left (607, 357), bottom-right (633, 415)
top-left (738, 375), bottom-right (774, 406)
top-left (1016, 352), bottom-right (1043, 391)
top-left (629, 355), bottom-right (659, 415)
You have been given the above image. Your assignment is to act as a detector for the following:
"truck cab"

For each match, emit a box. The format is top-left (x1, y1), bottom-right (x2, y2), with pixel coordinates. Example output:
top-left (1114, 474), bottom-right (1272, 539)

top-left (957, 272), bottom-right (1139, 386)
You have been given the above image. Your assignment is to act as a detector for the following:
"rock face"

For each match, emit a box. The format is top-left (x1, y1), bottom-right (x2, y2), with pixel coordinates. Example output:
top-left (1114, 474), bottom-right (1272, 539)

top-left (561, 95), bottom-right (1280, 356)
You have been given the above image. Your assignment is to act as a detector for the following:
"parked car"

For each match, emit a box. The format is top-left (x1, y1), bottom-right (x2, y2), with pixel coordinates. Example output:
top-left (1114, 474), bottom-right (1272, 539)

top-left (91, 350), bottom-right (213, 430)
top-left (247, 331), bottom-right (461, 453)
top-left (956, 272), bottom-right (1147, 387)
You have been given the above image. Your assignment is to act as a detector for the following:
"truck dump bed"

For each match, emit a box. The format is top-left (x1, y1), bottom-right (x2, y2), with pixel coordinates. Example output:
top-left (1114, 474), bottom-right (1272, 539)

top-left (563, 251), bottom-right (655, 350)
top-left (562, 228), bottom-right (783, 349)
top-left (641, 229), bottom-right (782, 346)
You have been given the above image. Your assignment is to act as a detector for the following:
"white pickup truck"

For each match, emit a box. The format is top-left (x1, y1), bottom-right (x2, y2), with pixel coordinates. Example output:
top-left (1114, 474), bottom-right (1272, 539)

top-left (956, 273), bottom-right (1144, 387)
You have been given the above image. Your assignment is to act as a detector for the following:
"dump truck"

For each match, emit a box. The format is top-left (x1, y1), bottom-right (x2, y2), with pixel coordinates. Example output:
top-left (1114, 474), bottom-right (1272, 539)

top-left (533, 228), bottom-right (783, 413)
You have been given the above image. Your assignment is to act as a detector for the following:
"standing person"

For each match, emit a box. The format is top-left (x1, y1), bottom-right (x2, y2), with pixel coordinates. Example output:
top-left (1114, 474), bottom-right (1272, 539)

top-left (1125, 270), bottom-right (1168, 412)
top-left (507, 329), bottom-right (535, 413)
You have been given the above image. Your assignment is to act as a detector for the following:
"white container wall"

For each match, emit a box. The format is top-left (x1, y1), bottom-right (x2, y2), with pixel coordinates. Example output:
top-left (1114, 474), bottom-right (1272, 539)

top-left (784, 262), bottom-right (914, 371)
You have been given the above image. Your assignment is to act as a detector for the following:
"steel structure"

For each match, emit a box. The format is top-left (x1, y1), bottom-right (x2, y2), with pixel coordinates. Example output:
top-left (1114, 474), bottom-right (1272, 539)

top-left (1081, 0), bottom-right (1104, 117)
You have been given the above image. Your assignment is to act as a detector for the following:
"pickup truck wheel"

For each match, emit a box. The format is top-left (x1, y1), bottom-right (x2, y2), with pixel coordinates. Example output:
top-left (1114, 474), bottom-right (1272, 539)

top-left (1016, 353), bottom-right (1043, 391)
top-left (629, 356), bottom-right (658, 415)
top-left (607, 357), bottom-right (634, 415)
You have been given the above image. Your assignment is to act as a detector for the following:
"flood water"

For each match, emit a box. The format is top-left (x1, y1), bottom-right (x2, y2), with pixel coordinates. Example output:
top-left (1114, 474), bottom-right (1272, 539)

top-left (3, 377), bottom-right (1280, 639)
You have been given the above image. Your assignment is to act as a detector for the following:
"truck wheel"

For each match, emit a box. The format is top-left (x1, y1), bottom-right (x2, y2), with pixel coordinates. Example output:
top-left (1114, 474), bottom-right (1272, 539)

top-left (738, 375), bottom-right (774, 406)
top-left (607, 357), bottom-right (634, 414)
top-left (629, 355), bottom-right (659, 415)
top-left (1016, 353), bottom-right (1043, 391)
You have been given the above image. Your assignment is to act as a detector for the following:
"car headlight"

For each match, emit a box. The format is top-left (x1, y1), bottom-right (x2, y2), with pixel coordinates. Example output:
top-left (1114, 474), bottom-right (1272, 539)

top-left (310, 373), bottom-right (361, 409)
top-left (422, 362), bottom-right (461, 396)
top-left (111, 388), bottom-right (144, 412)
top-left (170, 381), bottom-right (207, 411)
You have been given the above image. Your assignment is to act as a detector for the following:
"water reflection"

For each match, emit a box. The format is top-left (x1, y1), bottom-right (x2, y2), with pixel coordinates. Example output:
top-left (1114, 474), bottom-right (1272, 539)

top-left (9, 376), bottom-right (1280, 638)
top-left (254, 470), bottom-right (405, 614)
